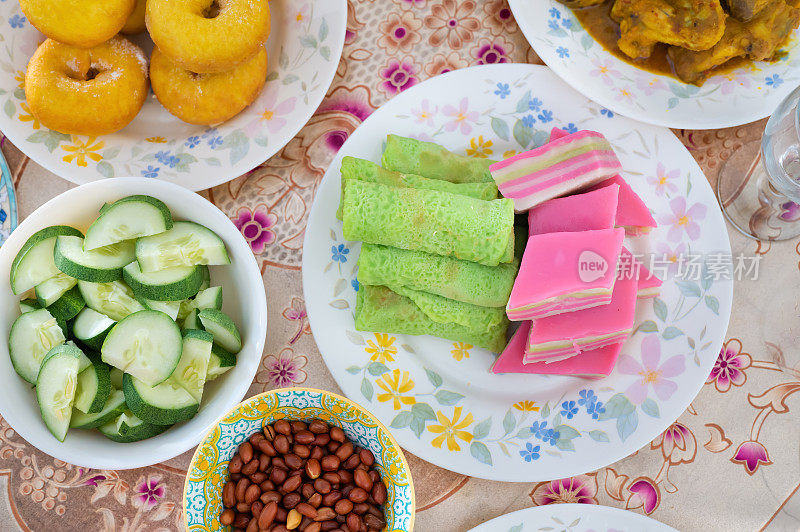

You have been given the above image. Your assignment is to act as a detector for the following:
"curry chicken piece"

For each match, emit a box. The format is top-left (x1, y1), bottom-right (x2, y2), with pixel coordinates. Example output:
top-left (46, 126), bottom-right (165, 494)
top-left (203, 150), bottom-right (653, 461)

top-left (556, 0), bottom-right (606, 6)
top-left (610, 0), bottom-right (727, 59)
top-left (669, 0), bottom-right (800, 83)
top-left (724, 0), bottom-right (772, 20)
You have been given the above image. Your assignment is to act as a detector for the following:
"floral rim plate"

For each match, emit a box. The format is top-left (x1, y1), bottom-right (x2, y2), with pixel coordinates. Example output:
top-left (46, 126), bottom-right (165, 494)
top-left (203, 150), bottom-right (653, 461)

top-left (0, 149), bottom-right (17, 245)
top-left (183, 388), bottom-right (415, 532)
top-left (510, 0), bottom-right (800, 129)
top-left (469, 503), bottom-right (677, 532)
top-left (0, 0), bottom-right (346, 190)
top-left (302, 64), bottom-right (733, 482)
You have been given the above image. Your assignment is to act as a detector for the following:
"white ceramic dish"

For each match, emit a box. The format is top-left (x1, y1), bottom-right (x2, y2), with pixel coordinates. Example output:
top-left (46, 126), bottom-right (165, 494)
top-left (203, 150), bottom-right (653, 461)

top-left (0, 178), bottom-right (267, 469)
top-left (511, 0), bottom-right (800, 129)
top-left (303, 64), bottom-right (733, 481)
top-left (469, 504), bottom-right (677, 532)
top-left (0, 0), bottom-right (346, 190)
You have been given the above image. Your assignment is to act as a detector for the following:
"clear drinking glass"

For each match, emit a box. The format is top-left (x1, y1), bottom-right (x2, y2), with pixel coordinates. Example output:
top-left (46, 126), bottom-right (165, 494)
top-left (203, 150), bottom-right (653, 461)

top-left (717, 84), bottom-right (800, 241)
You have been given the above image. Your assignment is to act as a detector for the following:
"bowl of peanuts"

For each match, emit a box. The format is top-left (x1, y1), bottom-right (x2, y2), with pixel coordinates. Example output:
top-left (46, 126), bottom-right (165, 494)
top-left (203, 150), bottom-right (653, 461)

top-left (183, 387), bottom-right (415, 531)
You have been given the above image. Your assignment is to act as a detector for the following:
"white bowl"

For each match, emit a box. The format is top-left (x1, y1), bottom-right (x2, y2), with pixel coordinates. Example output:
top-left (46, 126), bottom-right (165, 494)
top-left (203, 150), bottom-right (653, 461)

top-left (0, 178), bottom-right (267, 469)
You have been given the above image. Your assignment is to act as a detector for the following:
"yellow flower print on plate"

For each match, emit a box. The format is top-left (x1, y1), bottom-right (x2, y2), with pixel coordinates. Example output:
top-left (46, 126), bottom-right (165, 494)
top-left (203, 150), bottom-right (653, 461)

top-left (365, 333), bottom-right (397, 364)
top-left (428, 406), bottom-right (474, 451)
top-left (61, 137), bottom-right (104, 167)
top-left (377, 369), bottom-right (416, 410)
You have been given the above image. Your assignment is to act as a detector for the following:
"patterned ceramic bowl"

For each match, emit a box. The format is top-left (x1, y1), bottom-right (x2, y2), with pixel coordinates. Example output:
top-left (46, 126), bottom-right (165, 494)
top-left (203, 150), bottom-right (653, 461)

top-left (184, 387), bottom-right (415, 531)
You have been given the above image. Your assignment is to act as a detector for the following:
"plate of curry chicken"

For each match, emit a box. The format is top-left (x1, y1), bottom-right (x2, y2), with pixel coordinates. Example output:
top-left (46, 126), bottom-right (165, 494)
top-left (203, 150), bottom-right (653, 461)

top-left (510, 0), bottom-right (800, 129)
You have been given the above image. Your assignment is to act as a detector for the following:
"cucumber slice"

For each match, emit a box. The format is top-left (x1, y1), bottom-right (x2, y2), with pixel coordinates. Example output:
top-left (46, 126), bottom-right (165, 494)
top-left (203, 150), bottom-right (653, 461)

top-left (177, 299), bottom-right (194, 321)
top-left (138, 298), bottom-right (181, 320)
top-left (193, 286), bottom-right (223, 311)
top-left (122, 262), bottom-right (203, 301)
top-left (135, 221), bottom-right (230, 272)
top-left (10, 226), bottom-right (83, 294)
top-left (101, 310), bottom-right (182, 386)
top-left (78, 280), bottom-right (144, 322)
top-left (73, 357), bottom-right (112, 414)
top-left (207, 344), bottom-right (236, 381)
top-left (181, 308), bottom-right (202, 331)
top-left (84, 196), bottom-right (173, 250)
top-left (69, 342), bottom-right (93, 373)
top-left (35, 272), bottom-right (78, 307)
top-left (109, 368), bottom-right (124, 389)
top-left (122, 374), bottom-right (199, 425)
top-left (73, 308), bottom-right (116, 351)
top-left (172, 330), bottom-right (213, 402)
top-left (54, 236), bottom-right (135, 282)
top-left (70, 389), bottom-right (126, 429)
top-left (20, 298), bottom-right (42, 313)
top-left (9, 308), bottom-right (66, 383)
top-left (198, 309), bottom-right (242, 353)
top-left (46, 285), bottom-right (85, 321)
top-left (98, 411), bottom-right (171, 442)
top-left (36, 344), bottom-right (83, 441)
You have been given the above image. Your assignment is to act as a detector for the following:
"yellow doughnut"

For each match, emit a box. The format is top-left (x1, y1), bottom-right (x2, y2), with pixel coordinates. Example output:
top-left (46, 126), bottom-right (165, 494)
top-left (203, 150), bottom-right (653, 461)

top-left (25, 37), bottom-right (149, 136)
top-left (19, 0), bottom-right (135, 48)
top-left (146, 0), bottom-right (270, 73)
top-left (121, 0), bottom-right (148, 34)
top-left (150, 45), bottom-right (267, 125)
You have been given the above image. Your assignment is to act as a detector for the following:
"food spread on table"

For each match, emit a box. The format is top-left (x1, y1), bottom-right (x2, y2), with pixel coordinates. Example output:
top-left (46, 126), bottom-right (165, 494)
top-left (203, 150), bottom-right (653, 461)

top-left (344, 130), bottom-right (661, 379)
top-left (560, 0), bottom-right (800, 85)
top-left (7, 195), bottom-right (242, 442)
top-left (219, 418), bottom-right (388, 531)
top-left (19, 0), bottom-right (271, 134)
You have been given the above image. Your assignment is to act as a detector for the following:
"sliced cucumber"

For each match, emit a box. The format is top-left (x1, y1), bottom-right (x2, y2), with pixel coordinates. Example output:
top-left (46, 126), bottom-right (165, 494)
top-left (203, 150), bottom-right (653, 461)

top-left (36, 344), bottom-right (83, 441)
top-left (109, 368), bottom-right (124, 389)
top-left (73, 357), bottom-right (112, 414)
top-left (35, 272), bottom-right (77, 307)
top-left (78, 280), bottom-right (144, 322)
top-left (135, 221), bottom-right (230, 272)
top-left (54, 236), bottom-right (135, 282)
top-left (69, 342), bottom-right (93, 373)
top-left (207, 344), bottom-right (236, 381)
top-left (84, 195), bottom-right (173, 250)
top-left (73, 308), bottom-right (116, 351)
top-left (192, 286), bottom-right (223, 311)
top-left (172, 329), bottom-right (213, 402)
top-left (10, 225), bottom-right (83, 294)
top-left (46, 285), bottom-right (85, 321)
top-left (20, 298), bottom-right (42, 313)
top-left (198, 308), bottom-right (242, 353)
top-left (199, 266), bottom-right (210, 291)
top-left (98, 410), bottom-right (170, 442)
top-left (182, 308), bottom-right (202, 331)
top-left (101, 310), bottom-right (182, 386)
top-left (122, 374), bottom-right (199, 425)
top-left (9, 308), bottom-right (66, 383)
top-left (70, 389), bottom-right (126, 429)
top-left (122, 262), bottom-right (203, 301)
top-left (177, 299), bottom-right (194, 321)
top-left (138, 298), bottom-right (181, 320)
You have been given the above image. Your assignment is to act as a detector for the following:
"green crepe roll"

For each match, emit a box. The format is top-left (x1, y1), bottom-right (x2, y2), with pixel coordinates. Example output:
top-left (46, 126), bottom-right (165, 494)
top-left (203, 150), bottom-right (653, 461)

top-left (389, 284), bottom-right (509, 334)
top-left (355, 285), bottom-right (507, 352)
top-left (357, 243), bottom-right (517, 308)
top-left (336, 157), bottom-right (498, 219)
top-left (341, 180), bottom-right (514, 266)
top-left (381, 134), bottom-right (495, 184)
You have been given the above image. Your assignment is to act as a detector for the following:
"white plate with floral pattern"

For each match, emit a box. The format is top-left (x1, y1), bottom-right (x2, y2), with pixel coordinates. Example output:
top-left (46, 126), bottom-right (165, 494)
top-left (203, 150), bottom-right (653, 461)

top-left (0, 0), bottom-right (346, 190)
top-left (302, 64), bottom-right (733, 481)
top-left (510, 0), bottom-right (800, 129)
top-left (469, 504), bottom-right (677, 532)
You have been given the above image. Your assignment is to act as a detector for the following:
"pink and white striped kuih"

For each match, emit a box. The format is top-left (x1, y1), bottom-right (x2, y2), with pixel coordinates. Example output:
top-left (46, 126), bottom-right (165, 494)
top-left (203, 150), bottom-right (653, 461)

top-left (489, 130), bottom-right (622, 212)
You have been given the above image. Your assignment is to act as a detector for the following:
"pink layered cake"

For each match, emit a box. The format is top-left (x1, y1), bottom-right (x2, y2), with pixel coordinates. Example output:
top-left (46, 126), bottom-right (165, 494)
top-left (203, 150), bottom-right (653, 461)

top-left (489, 130), bottom-right (623, 212)
top-left (525, 275), bottom-right (638, 363)
top-left (492, 321), bottom-right (622, 378)
top-left (506, 228), bottom-right (625, 321)
top-left (528, 184), bottom-right (619, 235)
top-left (618, 247), bottom-right (662, 299)
top-left (589, 175), bottom-right (657, 236)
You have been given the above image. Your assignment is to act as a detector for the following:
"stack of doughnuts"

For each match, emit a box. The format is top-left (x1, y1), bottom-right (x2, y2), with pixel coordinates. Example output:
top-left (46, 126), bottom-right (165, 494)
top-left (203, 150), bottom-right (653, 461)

top-left (20, 0), bottom-right (271, 136)
top-left (21, 0), bottom-right (149, 135)
top-left (147, 0), bottom-right (270, 125)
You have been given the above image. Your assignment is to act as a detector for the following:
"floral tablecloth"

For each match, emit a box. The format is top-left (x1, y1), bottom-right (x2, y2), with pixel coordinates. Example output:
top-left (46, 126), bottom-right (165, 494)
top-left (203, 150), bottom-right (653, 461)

top-left (1, 1), bottom-right (799, 530)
